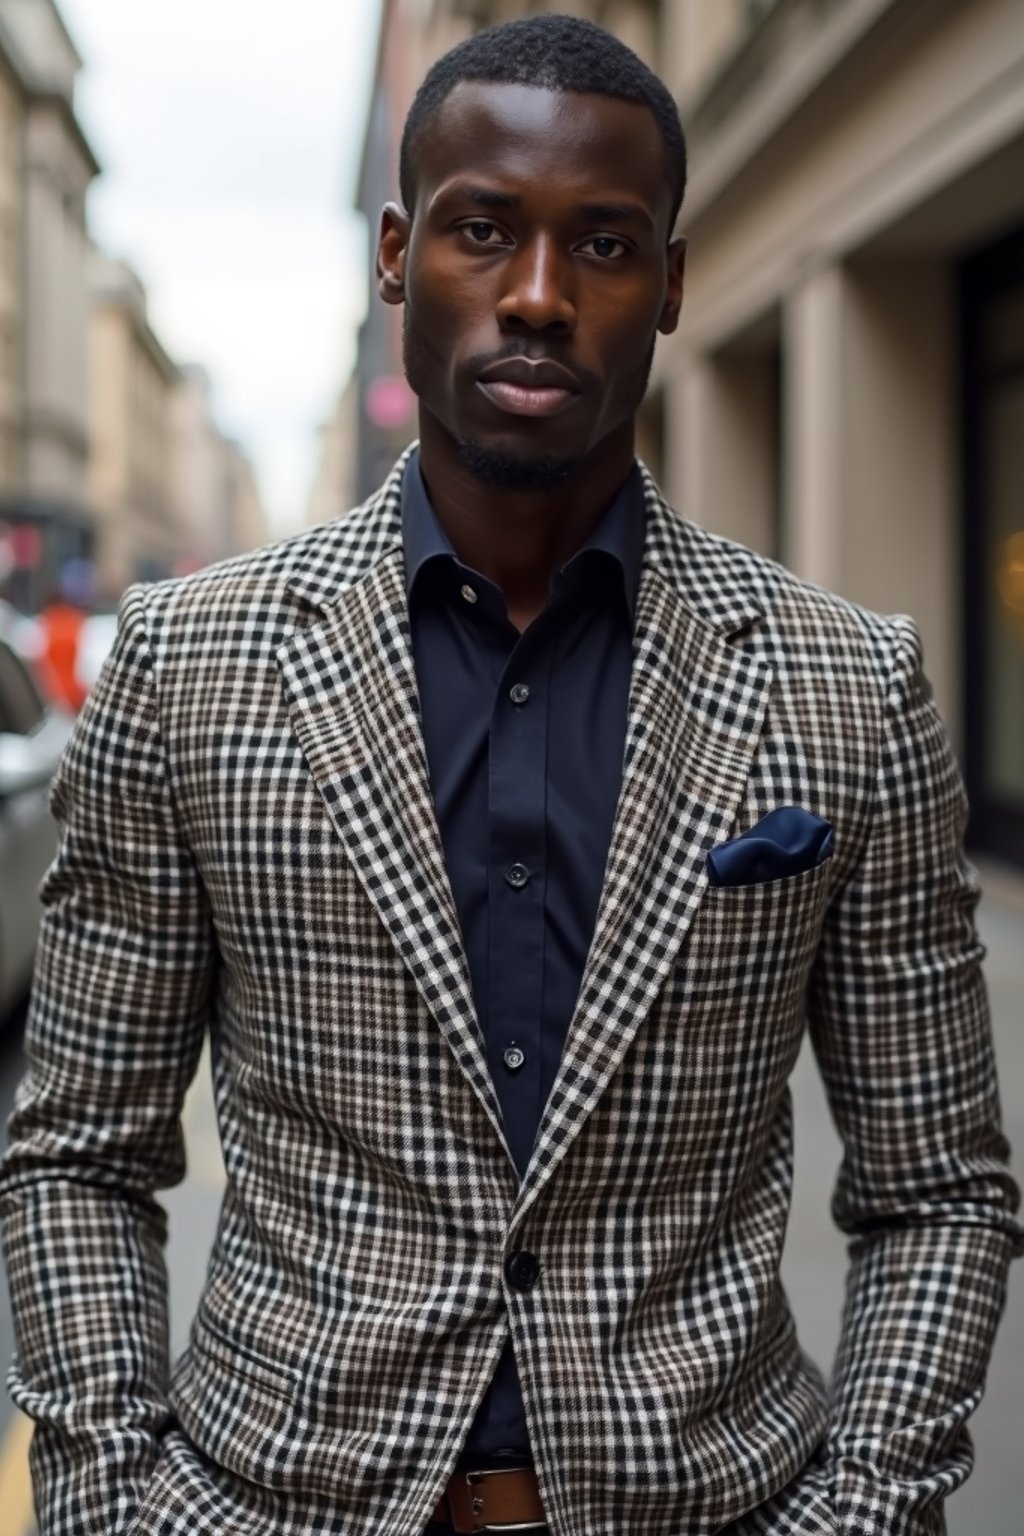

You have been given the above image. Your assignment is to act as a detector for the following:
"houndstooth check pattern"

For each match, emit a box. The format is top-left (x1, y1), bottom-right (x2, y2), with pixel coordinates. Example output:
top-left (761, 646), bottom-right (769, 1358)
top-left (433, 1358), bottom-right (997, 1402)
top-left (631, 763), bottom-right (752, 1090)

top-left (1, 450), bottom-right (1020, 1536)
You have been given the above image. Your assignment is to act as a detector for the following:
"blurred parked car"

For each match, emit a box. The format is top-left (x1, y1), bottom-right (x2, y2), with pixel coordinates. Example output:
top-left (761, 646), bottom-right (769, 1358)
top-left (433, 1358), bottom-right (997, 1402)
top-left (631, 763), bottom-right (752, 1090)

top-left (0, 605), bottom-right (74, 1019)
top-left (0, 599), bottom-right (45, 673)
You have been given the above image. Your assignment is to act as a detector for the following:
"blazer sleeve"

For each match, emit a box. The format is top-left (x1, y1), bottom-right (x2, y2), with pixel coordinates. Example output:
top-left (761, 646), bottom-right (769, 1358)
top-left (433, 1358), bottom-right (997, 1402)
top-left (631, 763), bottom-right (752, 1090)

top-left (806, 615), bottom-right (1023, 1535)
top-left (0, 584), bottom-right (216, 1536)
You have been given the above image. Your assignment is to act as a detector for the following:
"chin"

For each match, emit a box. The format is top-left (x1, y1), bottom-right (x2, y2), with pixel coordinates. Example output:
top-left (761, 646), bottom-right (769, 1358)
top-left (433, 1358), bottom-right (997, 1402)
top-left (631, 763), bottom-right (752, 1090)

top-left (457, 436), bottom-right (584, 492)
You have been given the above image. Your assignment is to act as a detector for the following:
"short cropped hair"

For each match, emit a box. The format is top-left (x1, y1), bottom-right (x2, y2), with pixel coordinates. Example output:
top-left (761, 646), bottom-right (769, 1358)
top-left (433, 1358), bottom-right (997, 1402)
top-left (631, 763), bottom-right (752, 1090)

top-left (399, 14), bottom-right (687, 234)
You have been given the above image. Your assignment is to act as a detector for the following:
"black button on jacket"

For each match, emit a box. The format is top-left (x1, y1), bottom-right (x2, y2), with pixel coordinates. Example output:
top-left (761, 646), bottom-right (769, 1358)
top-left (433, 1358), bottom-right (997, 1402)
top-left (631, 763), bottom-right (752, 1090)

top-left (402, 450), bottom-right (643, 1459)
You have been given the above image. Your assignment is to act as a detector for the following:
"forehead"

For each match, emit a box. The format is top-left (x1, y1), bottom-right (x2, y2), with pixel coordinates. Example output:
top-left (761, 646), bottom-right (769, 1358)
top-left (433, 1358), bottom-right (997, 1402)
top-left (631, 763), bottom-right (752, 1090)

top-left (416, 80), bottom-right (671, 225)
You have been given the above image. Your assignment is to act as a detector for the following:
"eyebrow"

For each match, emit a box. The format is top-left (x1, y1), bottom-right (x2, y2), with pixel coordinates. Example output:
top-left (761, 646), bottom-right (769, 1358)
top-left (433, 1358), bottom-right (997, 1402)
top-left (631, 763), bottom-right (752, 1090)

top-left (451, 186), bottom-right (520, 210)
top-left (577, 201), bottom-right (654, 229)
top-left (433, 183), bottom-right (654, 229)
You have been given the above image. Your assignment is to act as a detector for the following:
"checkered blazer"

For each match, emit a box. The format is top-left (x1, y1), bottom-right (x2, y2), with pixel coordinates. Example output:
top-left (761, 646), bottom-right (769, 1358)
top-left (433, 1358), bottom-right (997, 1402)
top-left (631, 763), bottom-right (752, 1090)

top-left (1, 452), bottom-right (1020, 1536)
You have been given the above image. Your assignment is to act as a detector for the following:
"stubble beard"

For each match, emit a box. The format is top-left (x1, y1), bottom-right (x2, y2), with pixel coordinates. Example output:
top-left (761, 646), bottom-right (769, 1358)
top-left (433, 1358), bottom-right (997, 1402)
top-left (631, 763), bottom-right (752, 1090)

top-left (402, 314), bottom-right (656, 492)
top-left (455, 439), bottom-right (582, 492)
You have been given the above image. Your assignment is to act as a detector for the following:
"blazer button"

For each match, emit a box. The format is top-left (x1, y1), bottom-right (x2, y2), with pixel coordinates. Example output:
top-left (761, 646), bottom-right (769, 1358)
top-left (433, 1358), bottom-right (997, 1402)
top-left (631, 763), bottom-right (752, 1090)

top-left (505, 1250), bottom-right (540, 1292)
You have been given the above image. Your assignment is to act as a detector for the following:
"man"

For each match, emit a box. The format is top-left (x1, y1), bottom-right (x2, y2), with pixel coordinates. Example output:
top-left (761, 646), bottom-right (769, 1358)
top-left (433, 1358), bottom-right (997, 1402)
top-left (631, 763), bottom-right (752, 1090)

top-left (1, 14), bottom-right (1020, 1536)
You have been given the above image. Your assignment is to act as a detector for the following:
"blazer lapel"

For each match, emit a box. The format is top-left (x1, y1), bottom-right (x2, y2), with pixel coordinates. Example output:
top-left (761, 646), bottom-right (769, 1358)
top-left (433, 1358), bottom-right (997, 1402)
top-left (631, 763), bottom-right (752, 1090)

top-left (516, 486), bottom-right (774, 1213)
top-left (275, 493), bottom-right (508, 1158)
top-left (274, 455), bottom-right (772, 1194)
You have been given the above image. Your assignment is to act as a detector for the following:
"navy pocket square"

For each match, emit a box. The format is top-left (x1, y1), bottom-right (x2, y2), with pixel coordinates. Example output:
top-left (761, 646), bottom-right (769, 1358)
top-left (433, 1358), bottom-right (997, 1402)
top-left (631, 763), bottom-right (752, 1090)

top-left (706, 806), bottom-right (834, 889)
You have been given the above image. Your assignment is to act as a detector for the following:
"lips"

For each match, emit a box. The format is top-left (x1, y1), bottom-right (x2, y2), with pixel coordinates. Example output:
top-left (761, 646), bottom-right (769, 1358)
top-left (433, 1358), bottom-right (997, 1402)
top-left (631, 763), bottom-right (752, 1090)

top-left (476, 356), bottom-right (581, 419)
top-left (478, 357), bottom-right (581, 391)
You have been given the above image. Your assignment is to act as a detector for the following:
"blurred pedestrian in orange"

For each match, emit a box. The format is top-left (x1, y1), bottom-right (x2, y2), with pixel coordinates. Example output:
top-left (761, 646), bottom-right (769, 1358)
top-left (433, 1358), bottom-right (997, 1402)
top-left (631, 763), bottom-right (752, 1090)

top-left (36, 593), bottom-right (88, 712)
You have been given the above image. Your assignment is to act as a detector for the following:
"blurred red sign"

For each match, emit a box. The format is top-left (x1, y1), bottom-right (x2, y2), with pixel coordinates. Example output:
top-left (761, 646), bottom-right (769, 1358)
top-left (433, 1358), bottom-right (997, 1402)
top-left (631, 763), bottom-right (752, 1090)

top-left (11, 525), bottom-right (43, 568)
top-left (365, 375), bottom-right (415, 431)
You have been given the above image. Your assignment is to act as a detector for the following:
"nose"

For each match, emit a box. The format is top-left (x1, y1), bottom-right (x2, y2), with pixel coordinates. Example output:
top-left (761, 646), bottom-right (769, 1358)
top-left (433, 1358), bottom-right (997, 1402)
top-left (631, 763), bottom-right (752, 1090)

top-left (495, 235), bottom-right (576, 336)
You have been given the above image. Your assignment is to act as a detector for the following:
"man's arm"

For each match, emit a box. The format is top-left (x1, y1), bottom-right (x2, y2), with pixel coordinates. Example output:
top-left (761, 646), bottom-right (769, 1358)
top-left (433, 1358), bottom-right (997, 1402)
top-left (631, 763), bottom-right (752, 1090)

top-left (0, 585), bottom-right (216, 1536)
top-left (806, 615), bottom-right (1023, 1535)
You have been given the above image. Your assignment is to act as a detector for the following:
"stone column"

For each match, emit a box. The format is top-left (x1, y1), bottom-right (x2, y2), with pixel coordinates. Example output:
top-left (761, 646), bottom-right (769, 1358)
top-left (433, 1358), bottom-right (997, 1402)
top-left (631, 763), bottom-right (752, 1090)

top-left (782, 259), bottom-right (958, 738)
top-left (665, 345), bottom-right (780, 560)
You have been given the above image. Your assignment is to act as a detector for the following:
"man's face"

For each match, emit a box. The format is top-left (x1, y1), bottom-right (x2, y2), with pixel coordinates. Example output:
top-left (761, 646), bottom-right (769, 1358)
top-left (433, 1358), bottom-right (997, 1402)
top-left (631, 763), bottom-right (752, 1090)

top-left (379, 82), bottom-right (685, 488)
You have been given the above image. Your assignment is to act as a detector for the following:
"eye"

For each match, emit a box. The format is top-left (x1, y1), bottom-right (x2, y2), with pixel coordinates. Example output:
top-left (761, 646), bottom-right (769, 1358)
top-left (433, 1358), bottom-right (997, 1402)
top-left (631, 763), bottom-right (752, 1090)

top-left (577, 235), bottom-right (630, 260)
top-left (459, 220), bottom-right (511, 247)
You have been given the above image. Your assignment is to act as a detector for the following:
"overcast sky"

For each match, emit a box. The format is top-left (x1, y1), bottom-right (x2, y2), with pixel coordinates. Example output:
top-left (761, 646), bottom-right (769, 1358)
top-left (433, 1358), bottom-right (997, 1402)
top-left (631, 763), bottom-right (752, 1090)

top-left (59, 0), bottom-right (383, 536)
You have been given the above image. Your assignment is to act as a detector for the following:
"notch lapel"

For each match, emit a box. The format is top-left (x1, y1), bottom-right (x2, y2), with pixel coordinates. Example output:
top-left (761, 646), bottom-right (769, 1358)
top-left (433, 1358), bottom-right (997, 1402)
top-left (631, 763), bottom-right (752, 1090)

top-left (275, 544), bottom-right (508, 1157)
top-left (515, 492), bottom-right (773, 1214)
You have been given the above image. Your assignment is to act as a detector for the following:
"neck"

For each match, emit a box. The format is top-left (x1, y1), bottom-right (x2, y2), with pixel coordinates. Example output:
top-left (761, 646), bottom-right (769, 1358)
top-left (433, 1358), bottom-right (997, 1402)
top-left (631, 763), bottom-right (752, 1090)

top-left (416, 413), bottom-right (636, 625)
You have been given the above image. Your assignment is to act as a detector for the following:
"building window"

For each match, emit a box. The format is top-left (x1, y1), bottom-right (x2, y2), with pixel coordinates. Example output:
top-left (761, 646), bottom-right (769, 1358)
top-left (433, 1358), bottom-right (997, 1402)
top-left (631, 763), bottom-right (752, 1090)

top-left (961, 222), bottom-right (1024, 868)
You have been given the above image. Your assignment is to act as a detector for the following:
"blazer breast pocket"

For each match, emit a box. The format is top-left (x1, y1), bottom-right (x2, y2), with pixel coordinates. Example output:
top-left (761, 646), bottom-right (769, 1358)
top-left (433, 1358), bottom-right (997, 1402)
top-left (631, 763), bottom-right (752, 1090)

top-left (705, 806), bottom-right (834, 889)
top-left (701, 852), bottom-right (832, 925)
top-left (682, 856), bottom-right (833, 1064)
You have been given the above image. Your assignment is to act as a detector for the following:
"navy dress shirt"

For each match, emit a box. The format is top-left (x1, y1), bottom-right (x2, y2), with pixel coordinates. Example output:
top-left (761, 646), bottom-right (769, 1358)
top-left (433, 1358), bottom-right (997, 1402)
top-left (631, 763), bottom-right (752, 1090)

top-left (402, 449), bottom-right (644, 1461)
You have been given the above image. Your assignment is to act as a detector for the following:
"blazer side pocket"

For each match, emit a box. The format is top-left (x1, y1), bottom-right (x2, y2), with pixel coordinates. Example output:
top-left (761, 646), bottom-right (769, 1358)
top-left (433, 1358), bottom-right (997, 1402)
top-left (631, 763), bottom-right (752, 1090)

top-left (190, 1299), bottom-right (300, 1404)
top-left (170, 1301), bottom-right (307, 1494)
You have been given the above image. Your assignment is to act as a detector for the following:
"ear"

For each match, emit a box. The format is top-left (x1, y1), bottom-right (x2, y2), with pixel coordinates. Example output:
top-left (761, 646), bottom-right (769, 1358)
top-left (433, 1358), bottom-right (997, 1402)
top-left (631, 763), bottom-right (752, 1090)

top-left (378, 202), bottom-right (411, 306)
top-left (657, 236), bottom-right (687, 336)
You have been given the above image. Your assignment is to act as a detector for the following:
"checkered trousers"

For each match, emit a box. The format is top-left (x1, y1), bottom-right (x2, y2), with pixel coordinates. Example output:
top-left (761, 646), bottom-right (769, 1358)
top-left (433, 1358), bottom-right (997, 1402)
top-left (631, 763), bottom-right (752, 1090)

top-left (1, 451), bottom-right (1020, 1536)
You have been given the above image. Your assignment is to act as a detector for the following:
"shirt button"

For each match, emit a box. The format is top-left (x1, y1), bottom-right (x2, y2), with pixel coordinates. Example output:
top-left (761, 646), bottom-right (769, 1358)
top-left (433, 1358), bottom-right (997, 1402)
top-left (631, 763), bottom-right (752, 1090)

top-left (504, 1250), bottom-right (540, 1292)
top-left (459, 582), bottom-right (478, 604)
top-left (504, 863), bottom-right (530, 890)
top-left (509, 683), bottom-right (530, 705)
top-left (503, 1045), bottom-right (525, 1073)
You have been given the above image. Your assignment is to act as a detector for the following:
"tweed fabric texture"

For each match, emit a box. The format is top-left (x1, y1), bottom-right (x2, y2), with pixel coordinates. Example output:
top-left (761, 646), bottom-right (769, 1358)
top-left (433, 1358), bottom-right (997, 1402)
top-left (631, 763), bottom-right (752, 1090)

top-left (1, 450), bottom-right (1019, 1536)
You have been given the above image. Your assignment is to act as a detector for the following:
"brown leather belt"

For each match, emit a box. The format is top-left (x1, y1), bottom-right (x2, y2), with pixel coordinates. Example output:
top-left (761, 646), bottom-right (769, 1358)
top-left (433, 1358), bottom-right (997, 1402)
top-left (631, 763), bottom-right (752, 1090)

top-left (432, 1465), bottom-right (547, 1531)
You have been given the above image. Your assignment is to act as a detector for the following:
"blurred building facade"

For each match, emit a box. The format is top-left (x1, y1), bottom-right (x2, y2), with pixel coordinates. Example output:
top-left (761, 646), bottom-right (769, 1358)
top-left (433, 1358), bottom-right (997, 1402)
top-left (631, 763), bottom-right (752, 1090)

top-left (660, 0), bottom-right (1024, 874)
top-left (0, 0), bottom-right (98, 611)
top-left (220, 435), bottom-right (268, 563)
top-left (88, 253), bottom-right (184, 597)
top-left (88, 273), bottom-right (269, 601)
top-left (170, 365), bottom-right (268, 577)
top-left (307, 372), bottom-right (359, 525)
top-left (358, 0), bottom-right (1024, 873)
top-left (350, 0), bottom-right (460, 503)
top-left (0, 0), bottom-right (269, 617)
top-left (0, 31), bottom-right (23, 497)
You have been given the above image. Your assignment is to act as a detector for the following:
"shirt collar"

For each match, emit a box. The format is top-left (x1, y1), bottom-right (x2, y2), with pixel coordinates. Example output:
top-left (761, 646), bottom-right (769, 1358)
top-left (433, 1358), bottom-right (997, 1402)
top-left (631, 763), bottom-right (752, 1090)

top-left (401, 447), bottom-right (645, 621)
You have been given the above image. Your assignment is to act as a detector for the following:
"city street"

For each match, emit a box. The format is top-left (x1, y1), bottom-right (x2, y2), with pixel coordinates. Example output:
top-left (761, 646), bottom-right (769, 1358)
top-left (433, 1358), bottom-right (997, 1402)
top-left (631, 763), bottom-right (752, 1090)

top-left (1, 0), bottom-right (1021, 1527)
top-left (0, 870), bottom-right (1020, 1534)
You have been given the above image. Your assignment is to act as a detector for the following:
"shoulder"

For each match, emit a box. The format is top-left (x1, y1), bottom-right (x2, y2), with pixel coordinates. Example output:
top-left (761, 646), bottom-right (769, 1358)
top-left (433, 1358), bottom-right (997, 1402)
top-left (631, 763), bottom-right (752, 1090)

top-left (645, 482), bottom-right (918, 696)
top-left (127, 457), bottom-right (408, 666)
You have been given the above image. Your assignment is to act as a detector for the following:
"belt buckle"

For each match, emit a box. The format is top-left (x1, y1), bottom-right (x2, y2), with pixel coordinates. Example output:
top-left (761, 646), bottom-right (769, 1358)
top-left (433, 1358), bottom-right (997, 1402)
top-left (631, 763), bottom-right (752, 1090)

top-left (464, 1467), bottom-right (547, 1532)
